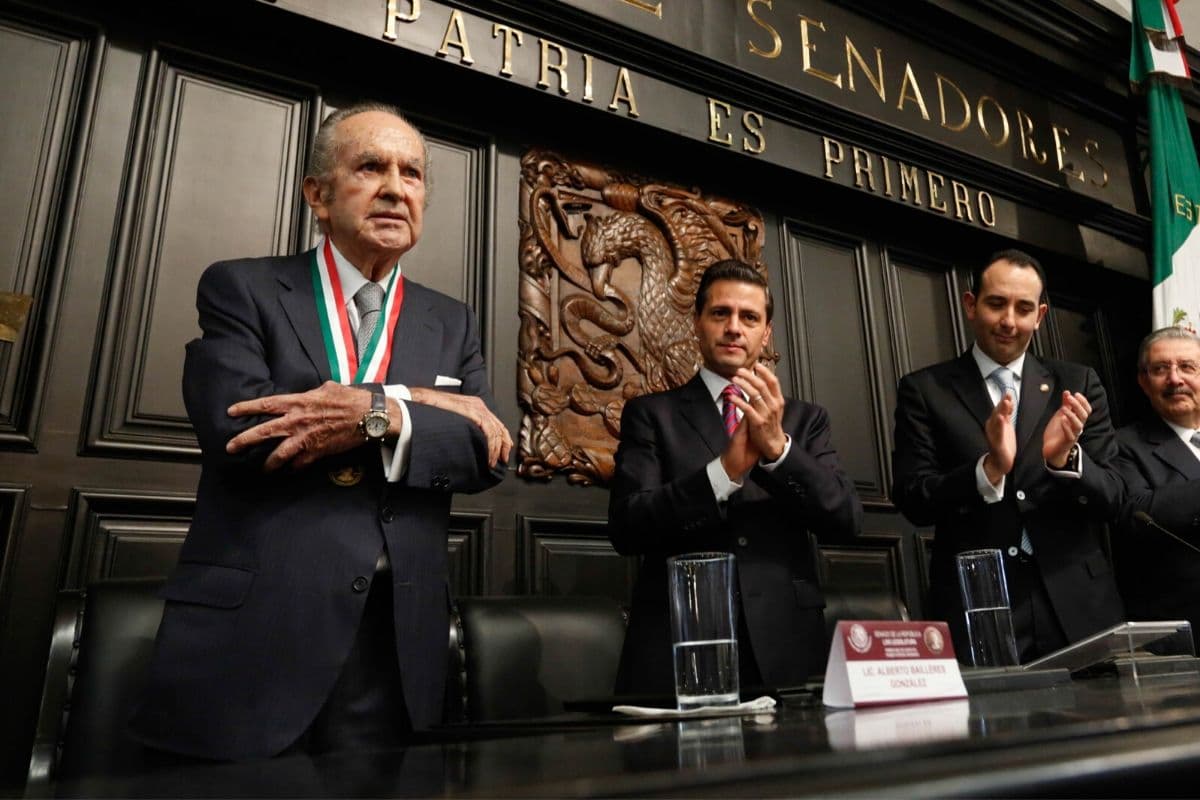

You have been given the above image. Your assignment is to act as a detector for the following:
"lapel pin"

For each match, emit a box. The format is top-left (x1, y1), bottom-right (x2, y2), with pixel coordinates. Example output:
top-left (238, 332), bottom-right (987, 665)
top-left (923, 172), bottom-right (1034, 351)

top-left (1040, 383), bottom-right (1050, 393)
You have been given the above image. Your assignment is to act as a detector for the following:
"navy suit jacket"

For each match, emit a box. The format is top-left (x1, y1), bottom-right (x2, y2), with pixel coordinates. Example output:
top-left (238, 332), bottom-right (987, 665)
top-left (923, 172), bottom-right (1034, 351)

top-left (130, 251), bottom-right (504, 760)
top-left (892, 350), bottom-right (1125, 655)
top-left (608, 374), bottom-right (861, 694)
top-left (1112, 415), bottom-right (1200, 631)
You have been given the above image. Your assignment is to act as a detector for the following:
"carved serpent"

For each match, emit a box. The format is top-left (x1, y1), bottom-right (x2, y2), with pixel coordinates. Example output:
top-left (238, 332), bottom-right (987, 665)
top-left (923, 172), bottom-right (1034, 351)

top-left (577, 210), bottom-right (701, 393)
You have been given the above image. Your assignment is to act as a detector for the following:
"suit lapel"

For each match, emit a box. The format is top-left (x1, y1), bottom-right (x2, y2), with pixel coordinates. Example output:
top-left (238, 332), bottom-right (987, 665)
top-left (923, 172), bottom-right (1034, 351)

top-left (1148, 417), bottom-right (1200, 481)
top-left (384, 280), bottom-right (440, 386)
top-left (279, 256), bottom-right (440, 387)
top-left (678, 374), bottom-right (727, 459)
top-left (1016, 355), bottom-right (1053, 453)
top-left (277, 250), bottom-right (331, 382)
top-left (947, 350), bottom-right (994, 430)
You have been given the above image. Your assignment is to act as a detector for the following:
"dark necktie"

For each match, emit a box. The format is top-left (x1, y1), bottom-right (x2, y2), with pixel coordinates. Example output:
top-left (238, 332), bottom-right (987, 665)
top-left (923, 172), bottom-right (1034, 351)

top-left (720, 384), bottom-right (741, 437)
top-left (354, 282), bottom-right (386, 357)
top-left (1191, 431), bottom-right (1200, 450)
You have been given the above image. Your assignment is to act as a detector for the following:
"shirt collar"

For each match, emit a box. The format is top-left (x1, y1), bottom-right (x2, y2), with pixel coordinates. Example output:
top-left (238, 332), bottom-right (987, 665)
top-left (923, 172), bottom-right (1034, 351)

top-left (324, 236), bottom-right (400, 306)
top-left (972, 343), bottom-right (1025, 384)
top-left (698, 366), bottom-right (739, 403)
top-left (1162, 417), bottom-right (1200, 445)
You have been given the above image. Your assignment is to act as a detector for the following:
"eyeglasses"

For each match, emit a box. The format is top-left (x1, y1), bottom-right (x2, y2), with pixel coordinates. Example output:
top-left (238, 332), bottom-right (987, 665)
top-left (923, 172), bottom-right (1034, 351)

top-left (1147, 361), bottom-right (1200, 378)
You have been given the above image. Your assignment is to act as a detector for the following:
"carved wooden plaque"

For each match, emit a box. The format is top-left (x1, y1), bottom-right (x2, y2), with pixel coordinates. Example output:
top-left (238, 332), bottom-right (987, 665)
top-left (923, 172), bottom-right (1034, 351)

top-left (517, 149), bottom-right (768, 486)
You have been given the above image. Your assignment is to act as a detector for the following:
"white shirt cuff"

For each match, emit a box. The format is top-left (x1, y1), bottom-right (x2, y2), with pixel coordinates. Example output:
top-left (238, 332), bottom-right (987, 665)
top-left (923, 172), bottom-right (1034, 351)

top-left (707, 457), bottom-right (742, 503)
top-left (758, 435), bottom-right (791, 472)
top-left (380, 385), bottom-right (412, 482)
top-left (975, 454), bottom-right (1004, 503)
top-left (1045, 452), bottom-right (1083, 479)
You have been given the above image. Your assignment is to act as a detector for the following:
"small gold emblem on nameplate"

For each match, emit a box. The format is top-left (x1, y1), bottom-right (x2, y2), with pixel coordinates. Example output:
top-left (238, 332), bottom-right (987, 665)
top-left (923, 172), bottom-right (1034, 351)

top-left (329, 466), bottom-right (364, 486)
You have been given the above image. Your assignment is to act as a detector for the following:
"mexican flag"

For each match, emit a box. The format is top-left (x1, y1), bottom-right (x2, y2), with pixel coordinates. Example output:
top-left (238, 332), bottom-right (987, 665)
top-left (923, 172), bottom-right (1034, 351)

top-left (1131, 0), bottom-right (1200, 329)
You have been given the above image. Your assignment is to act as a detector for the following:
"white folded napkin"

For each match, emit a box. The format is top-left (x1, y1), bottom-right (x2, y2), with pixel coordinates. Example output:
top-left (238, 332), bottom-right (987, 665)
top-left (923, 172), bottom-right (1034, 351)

top-left (612, 695), bottom-right (777, 718)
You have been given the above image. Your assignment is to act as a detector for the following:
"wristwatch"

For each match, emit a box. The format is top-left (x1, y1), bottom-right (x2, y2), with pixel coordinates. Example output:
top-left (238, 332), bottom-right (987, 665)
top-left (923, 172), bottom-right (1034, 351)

top-left (358, 392), bottom-right (390, 441)
top-left (1064, 443), bottom-right (1081, 471)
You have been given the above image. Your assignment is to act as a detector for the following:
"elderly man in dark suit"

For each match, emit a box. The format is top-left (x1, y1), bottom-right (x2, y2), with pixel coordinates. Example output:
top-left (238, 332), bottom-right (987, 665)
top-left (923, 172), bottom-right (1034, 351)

top-left (608, 260), bottom-right (861, 696)
top-left (892, 249), bottom-right (1125, 662)
top-left (131, 103), bottom-right (510, 760)
top-left (1112, 326), bottom-right (1200, 633)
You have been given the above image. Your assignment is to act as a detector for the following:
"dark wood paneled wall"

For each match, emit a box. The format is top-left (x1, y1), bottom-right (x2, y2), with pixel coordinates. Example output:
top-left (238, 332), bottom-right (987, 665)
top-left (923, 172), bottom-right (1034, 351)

top-left (0, 0), bottom-right (1152, 788)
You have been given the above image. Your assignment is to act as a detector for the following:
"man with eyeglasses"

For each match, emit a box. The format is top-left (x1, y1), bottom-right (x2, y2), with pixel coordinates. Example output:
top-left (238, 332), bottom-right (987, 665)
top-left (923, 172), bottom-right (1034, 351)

top-left (1112, 326), bottom-right (1200, 633)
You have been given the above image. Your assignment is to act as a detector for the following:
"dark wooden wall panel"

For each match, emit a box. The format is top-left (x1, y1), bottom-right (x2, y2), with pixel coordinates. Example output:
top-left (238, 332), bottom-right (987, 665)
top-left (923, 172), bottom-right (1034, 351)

top-left (58, 490), bottom-right (490, 596)
top-left (781, 224), bottom-right (887, 503)
top-left (408, 138), bottom-right (488, 311)
top-left (816, 533), bottom-right (905, 597)
top-left (85, 55), bottom-right (309, 456)
top-left (890, 260), bottom-right (962, 375)
top-left (448, 511), bottom-right (490, 596)
top-left (0, 486), bottom-right (31, 636)
top-left (517, 515), bottom-right (636, 605)
top-left (0, 20), bottom-right (84, 444)
top-left (60, 491), bottom-right (193, 589)
top-left (1049, 307), bottom-right (1103, 370)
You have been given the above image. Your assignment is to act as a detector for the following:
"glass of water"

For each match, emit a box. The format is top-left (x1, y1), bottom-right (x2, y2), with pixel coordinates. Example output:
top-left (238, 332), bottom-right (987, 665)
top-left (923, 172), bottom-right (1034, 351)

top-left (667, 552), bottom-right (739, 710)
top-left (955, 548), bottom-right (1019, 667)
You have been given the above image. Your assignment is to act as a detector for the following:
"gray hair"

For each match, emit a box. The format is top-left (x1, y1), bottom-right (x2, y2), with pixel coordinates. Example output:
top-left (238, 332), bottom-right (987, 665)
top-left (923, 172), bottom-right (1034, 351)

top-left (306, 101), bottom-right (431, 199)
top-left (1137, 326), bottom-right (1200, 372)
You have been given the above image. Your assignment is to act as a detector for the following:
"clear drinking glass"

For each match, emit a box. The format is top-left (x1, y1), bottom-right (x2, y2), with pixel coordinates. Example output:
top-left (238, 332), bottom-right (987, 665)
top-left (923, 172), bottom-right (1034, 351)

top-left (667, 552), bottom-right (740, 710)
top-left (956, 548), bottom-right (1020, 667)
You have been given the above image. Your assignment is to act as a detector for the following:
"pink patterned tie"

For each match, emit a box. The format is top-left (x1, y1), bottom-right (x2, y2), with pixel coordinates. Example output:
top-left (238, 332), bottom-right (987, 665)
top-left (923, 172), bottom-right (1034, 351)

top-left (720, 384), bottom-right (741, 437)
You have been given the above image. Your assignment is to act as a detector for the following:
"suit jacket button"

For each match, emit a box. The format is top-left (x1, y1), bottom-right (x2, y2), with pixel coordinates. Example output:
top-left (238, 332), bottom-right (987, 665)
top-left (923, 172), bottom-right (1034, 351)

top-left (433, 475), bottom-right (449, 490)
top-left (1077, 496), bottom-right (1088, 505)
top-left (1015, 490), bottom-right (1026, 501)
top-left (737, 536), bottom-right (748, 547)
top-left (1007, 546), bottom-right (1019, 557)
top-left (352, 576), bottom-right (369, 593)
top-left (380, 506), bottom-right (394, 523)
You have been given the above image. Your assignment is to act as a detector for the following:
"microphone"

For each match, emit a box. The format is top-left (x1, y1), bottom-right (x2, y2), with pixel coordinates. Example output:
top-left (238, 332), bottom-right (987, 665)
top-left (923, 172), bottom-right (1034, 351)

top-left (1133, 510), bottom-right (1200, 556)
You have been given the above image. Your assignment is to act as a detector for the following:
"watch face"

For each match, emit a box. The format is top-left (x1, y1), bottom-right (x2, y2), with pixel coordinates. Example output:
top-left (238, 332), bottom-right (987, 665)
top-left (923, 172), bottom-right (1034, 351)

top-left (364, 412), bottom-right (389, 438)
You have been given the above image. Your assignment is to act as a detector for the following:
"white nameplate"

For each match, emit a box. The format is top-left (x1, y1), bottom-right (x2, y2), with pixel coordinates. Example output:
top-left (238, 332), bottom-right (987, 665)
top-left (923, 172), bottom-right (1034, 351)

top-left (823, 620), bottom-right (967, 708)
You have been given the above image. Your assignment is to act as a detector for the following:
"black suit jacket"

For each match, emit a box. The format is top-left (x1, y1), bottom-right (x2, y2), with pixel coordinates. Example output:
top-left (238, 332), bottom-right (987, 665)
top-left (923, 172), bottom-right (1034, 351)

top-left (892, 350), bottom-right (1125, 654)
top-left (608, 374), bottom-right (861, 694)
top-left (130, 251), bottom-right (504, 760)
top-left (1112, 415), bottom-right (1200, 631)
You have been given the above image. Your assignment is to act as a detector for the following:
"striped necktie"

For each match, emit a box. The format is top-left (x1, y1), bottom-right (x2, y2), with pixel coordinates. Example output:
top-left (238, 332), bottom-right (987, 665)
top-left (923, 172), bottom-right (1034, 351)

top-left (720, 384), bottom-right (741, 437)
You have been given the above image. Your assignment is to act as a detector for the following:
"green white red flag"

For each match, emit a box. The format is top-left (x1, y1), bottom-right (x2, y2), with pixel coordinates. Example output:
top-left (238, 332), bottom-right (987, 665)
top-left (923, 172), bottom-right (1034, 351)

top-left (1130, 0), bottom-right (1200, 330)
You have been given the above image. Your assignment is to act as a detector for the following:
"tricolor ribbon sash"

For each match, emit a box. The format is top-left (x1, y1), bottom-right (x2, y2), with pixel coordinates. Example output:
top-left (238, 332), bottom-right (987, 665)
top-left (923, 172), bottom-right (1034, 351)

top-left (311, 237), bottom-right (404, 383)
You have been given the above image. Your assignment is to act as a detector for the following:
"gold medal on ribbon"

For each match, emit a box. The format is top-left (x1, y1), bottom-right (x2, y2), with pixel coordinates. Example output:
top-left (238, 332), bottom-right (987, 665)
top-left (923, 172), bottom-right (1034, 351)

top-left (328, 465), bottom-right (364, 487)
